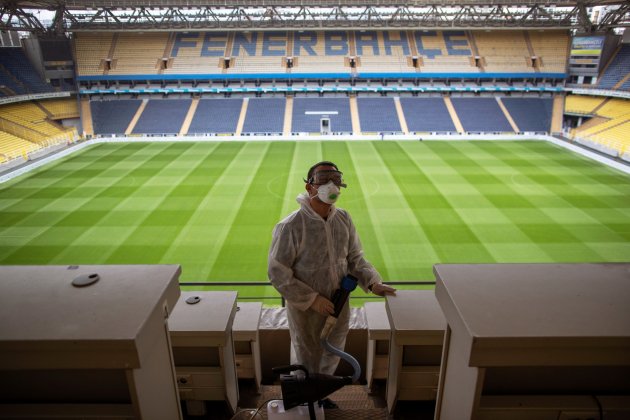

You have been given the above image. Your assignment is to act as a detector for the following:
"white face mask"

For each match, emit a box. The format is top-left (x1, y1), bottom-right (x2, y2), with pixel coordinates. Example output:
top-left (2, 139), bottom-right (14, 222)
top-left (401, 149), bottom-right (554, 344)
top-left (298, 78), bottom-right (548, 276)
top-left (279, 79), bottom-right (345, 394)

top-left (316, 181), bottom-right (341, 204)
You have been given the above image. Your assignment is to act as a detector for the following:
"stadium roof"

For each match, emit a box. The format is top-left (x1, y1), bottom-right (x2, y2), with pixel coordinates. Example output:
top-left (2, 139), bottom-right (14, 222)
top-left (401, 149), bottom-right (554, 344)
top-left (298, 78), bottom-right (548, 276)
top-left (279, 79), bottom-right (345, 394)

top-left (2, 0), bottom-right (629, 33)
top-left (7, 1), bottom-right (627, 6)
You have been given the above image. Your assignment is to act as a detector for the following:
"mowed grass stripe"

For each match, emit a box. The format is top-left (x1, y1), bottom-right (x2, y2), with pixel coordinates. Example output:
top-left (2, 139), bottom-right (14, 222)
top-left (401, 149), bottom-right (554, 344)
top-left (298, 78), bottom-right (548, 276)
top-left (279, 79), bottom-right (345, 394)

top-left (0, 142), bottom-right (167, 264)
top-left (439, 141), bottom-right (597, 262)
top-left (50, 142), bottom-right (200, 265)
top-left (377, 141), bottom-right (495, 267)
top-left (320, 141), bottom-right (391, 282)
top-left (194, 142), bottom-right (271, 283)
top-left (398, 141), bottom-right (552, 263)
top-left (492, 141), bottom-right (630, 258)
top-left (160, 142), bottom-right (247, 280)
top-left (207, 142), bottom-right (296, 295)
top-left (99, 142), bottom-right (223, 265)
top-left (0, 143), bottom-right (135, 228)
top-left (347, 141), bottom-right (440, 280)
top-left (279, 141), bottom-right (322, 218)
top-left (1, 140), bottom-right (629, 288)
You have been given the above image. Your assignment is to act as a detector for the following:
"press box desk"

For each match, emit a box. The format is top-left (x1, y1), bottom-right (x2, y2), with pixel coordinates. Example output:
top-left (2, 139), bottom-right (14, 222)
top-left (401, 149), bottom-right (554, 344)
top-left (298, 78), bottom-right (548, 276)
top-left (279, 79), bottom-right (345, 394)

top-left (168, 291), bottom-right (239, 415)
top-left (434, 263), bottom-right (630, 420)
top-left (232, 302), bottom-right (263, 391)
top-left (385, 290), bottom-right (446, 414)
top-left (0, 264), bottom-right (182, 420)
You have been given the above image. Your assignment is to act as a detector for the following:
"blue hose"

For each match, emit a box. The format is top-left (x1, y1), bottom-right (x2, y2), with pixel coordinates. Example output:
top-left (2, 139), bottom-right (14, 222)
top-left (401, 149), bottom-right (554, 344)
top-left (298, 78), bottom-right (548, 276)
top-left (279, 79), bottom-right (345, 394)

top-left (320, 335), bottom-right (361, 383)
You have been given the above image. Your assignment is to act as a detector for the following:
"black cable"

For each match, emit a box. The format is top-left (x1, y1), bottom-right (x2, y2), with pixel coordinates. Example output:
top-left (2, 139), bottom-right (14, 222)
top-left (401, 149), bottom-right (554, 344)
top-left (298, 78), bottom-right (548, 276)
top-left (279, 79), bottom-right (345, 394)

top-left (592, 394), bottom-right (604, 420)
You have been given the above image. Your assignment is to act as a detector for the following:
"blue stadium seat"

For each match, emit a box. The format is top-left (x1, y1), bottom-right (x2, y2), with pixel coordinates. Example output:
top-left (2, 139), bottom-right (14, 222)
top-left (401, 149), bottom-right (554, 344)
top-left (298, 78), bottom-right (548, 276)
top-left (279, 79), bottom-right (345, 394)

top-left (0, 48), bottom-right (54, 94)
top-left (400, 97), bottom-right (456, 133)
top-left (597, 45), bottom-right (630, 90)
top-left (91, 100), bottom-right (142, 135)
top-left (357, 97), bottom-right (402, 133)
top-left (133, 99), bottom-right (192, 135)
top-left (502, 98), bottom-right (553, 132)
top-left (451, 98), bottom-right (513, 132)
top-left (242, 98), bottom-right (285, 134)
top-left (188, 99), bottom-right (243, 134)
top-left (292, 97), bottom-right (352, 133)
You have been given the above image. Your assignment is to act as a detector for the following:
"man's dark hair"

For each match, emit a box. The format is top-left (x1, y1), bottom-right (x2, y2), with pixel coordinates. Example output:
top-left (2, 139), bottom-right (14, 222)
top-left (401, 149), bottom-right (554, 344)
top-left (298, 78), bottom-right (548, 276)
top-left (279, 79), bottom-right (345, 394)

top-left (305, 161), bottom-right (339, 184)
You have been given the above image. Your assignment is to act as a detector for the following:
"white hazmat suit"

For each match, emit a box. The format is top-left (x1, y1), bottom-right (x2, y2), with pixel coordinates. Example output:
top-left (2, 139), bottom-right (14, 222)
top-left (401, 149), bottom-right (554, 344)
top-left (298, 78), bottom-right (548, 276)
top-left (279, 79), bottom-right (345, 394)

top-left (268, 192), bottom-right (383, 375)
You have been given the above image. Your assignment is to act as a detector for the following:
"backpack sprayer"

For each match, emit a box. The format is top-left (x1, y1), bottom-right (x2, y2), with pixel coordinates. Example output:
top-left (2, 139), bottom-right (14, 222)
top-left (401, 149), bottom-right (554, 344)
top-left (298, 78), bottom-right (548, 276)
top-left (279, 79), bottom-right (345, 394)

top-left (269, 274), bottom-right (360, 420)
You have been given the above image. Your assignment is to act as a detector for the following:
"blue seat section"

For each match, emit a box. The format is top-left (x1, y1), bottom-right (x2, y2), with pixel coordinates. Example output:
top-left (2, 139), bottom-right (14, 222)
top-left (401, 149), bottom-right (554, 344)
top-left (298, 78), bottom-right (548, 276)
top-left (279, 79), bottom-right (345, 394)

top-left (292, 98), bottom-right (352, 133)
top-left (188, 99), bottom-right (242, 134)
top-left (451, 98), bottom-right (513, 132)
top-left (132, 99), bottom-right (191, 134)
top-left (357, 97), bottom-right (401, 132)
top-left (400, 98), bottom-right (456, 132)
top-left (502, 98), bottom-right (553, 132)
top-left (0, 48), bottom-right (54, 94)
top-left (598, 45), bottom-right (630, 90)
top-left (91, 100), bottom-right (142, 135)
top-left (242, 98), bottom-right (285, 134)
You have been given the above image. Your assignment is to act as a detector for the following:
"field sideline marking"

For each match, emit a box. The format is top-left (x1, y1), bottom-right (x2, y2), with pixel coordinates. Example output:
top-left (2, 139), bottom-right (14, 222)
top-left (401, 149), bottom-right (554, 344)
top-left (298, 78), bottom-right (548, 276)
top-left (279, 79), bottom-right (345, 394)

top-left (2, 135), bottom-right (628, 185)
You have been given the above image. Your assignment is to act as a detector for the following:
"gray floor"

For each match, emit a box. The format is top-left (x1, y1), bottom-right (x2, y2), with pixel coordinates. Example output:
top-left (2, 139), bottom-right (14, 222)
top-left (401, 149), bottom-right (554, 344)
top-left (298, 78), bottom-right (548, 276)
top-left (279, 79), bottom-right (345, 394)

top-left (185, 379), bottom-right (436, 420)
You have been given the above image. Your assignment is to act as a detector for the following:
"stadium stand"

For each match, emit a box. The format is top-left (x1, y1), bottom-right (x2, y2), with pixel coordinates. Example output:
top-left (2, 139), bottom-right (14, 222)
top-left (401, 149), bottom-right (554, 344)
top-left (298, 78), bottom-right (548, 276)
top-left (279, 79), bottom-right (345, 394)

top-left (132, 99), bottom-right (192, 135)
top-left (416, 31), bottom-right (477, 74)
top-left (110, 33), bottom-right (170, 75)
top-left (38, 98), bottom-right (80, 120)
top-left (0, 131), bottom-right (39, 162)
top-left (570, 97), bottom-right (630, 156)
top-left (241, 98), bottom-right (285, 134)
top-left (74, 30), bottom-right (570, 81)
top-left (0, 48), bottom-right (54, 94)
top-left (188, 98), bottom-right (243, 135)
top-left (357, 97), bottom-right (402, 133)
top-left (474, 31), bottom-right (532, 73)
top-left (0, 102), bottom-right (74, 144)
top-left (399, 97), bottom-right (457, 133)
top-left (565, 95), bottom-right (606, 115)
top-left (228, 32), bottom-right (288, 74)
top-left (291, 31), bottom-right (350, 75)
top-left (291, 97), bottom-right (353, 133)
top-left (502, 97), bottom-right (553, 132)
top-left (164, 32), bottom-right (225, 75)
top-left (355, 31), bottom-right (412, 74)
top-left (528, 30), bottom-right (570, 73)
top-left (451, 97), bottom-right (513, 132)
top-left (597, 44), bottom-right (630, 90)
top-left (74, 32), bottom-right (115, 75)
top-left (90, 99), bottom-right (142, 135)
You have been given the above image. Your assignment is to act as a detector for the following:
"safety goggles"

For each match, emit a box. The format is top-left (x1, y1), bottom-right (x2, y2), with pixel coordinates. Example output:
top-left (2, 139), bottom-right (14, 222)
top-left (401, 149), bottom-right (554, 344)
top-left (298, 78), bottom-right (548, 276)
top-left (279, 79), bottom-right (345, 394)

top-left (307, 170), bottom-right (347, 188)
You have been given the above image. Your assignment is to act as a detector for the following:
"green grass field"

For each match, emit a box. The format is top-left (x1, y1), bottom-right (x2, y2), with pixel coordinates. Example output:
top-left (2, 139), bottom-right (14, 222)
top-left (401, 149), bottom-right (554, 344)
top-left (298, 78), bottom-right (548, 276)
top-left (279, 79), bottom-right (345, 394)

top-left (1, 140), bottom-right (629, 303)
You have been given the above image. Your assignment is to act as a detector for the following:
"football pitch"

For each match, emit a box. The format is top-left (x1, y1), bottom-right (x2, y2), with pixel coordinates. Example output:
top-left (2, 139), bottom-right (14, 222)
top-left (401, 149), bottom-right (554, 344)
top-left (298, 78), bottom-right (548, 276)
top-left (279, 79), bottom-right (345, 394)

top-left (1, 140), bottom-right (629, 304)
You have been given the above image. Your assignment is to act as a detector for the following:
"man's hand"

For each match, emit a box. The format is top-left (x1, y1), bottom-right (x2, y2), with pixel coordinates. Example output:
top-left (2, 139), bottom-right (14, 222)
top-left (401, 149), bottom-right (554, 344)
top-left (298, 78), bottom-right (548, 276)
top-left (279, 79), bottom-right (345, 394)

top-left (310, 295), bottom-right (335, 316)
top-left (370, 283), bottom-right (397, 296)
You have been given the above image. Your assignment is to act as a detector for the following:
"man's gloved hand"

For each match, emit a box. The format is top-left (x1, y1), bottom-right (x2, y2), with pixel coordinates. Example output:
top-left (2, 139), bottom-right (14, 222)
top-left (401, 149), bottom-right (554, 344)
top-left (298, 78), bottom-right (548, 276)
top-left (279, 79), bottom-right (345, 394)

top-left (310, 295), bottom-right (335, 316)
top-left (370, 283), bottom-right (397, 297)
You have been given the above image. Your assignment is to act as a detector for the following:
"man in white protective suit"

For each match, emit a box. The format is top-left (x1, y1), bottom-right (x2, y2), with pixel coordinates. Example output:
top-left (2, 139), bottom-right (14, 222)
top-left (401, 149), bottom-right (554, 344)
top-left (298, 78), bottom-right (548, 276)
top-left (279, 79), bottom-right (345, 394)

top-left (268, 161), bottom-right (396, 408)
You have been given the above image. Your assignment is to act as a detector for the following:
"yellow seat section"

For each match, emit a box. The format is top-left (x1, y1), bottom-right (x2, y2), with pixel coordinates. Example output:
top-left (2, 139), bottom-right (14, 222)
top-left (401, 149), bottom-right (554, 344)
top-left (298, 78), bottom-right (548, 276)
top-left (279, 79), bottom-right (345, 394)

top-left (110, 32), bottom-right (169, 75)
top-left (0, 131), bottom-right (40, 162)
top-left (0, 102), bottom-right (76, 145)
top-left (571, 98), bottom-right (630, 155)
top-left (74, 32), bottom-right (114, 75)
top-left (474, 31), bottom-right (533, 73)
top-left (565, 95), bottom-right (605, 115)
top-left (38, 98), bottom-right (79, 120)
top-left (528, 30), bottom-right (570, 73)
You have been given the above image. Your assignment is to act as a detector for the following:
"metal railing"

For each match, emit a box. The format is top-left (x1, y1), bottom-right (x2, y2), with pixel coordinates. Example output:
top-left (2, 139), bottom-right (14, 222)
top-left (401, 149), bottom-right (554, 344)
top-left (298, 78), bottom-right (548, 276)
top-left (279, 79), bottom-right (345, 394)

top-left (179, 280), bottom-right (436, 306)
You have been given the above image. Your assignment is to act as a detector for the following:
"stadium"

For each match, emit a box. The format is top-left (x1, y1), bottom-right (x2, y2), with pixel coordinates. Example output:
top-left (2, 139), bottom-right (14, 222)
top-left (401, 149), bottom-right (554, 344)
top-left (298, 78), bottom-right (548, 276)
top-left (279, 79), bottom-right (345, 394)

top-left (0, 0), bottom-right (629, 419)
